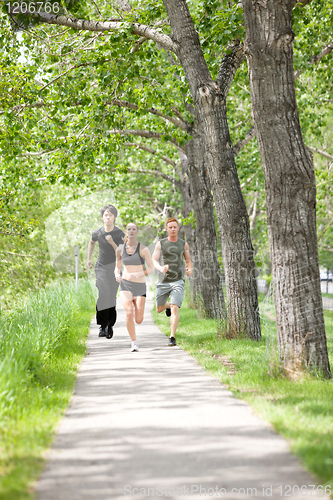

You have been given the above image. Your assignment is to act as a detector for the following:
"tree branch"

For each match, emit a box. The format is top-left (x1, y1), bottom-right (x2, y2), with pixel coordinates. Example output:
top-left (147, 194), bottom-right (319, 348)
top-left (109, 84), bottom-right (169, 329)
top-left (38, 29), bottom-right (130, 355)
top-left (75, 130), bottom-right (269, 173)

top-left (306, 145), bottom-right (333, 161)
top-left (131, 36), bottom-right (147, 54)
top-left (124, 142), bottom-right (177, 167)
top-left (2, 98), bottom-right (191, 133)
top-left (39, 60), bottom-right (112, 91)
top-left (318, 243), bottom-right (333, 253)
top-left (91, 0), bottom-right (103, 18)
top-left (112, 0), bottom-right (132, 12)
top-left (13, 9), bottom-right (178, 53)
top-left (0, 231), bottom-right (27, 237)
top-left (131, 19), bottom-right (170, 53)
top-left (233, 126), bottom-right (256, 156)
top-left (109, 99), bottom-right (190, 131)
top-left (0, 100), bottom-right (50, 116)
top-left (294, 40), bottom-right (333, 79)
top-left (108, 129), bottom-right (186, 152)
top-left (216, 41), bottom-right (245, 98)
top-left (1, 251), bottom-right (40, 261)
top-left (110, 167), bottom-right (181, 187)
top-left (294, 0), bottom-right (313, 7)
top-left (318, 218), bottom-right (333, 241)
top-left (240, 171), bottom-right (259, 189)
top-left (22, 148), bottom-right (59, 157)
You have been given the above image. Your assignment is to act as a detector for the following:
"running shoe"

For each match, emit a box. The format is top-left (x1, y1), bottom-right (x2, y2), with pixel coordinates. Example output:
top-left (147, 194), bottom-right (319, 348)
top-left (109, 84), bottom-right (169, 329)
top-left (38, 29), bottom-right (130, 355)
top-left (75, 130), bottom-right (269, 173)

top-left (98, 326), bottom-right (107, 337)
top-left (106, 326), bottom-right (113, 339)
top-left (131, 341), bottom-right (139, 352)
top-left (168, 337), bottom-right (176, 346)
top-left (165, 308), bottom-right (171, 317)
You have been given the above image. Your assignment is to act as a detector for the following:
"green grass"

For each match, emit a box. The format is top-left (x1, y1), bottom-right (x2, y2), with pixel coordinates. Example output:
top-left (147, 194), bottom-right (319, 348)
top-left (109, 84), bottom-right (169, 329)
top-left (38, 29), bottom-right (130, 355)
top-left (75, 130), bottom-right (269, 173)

top-left (152, 294), bottom-right (333, 491)
top-left (0, 279), bottom-right (95, 500)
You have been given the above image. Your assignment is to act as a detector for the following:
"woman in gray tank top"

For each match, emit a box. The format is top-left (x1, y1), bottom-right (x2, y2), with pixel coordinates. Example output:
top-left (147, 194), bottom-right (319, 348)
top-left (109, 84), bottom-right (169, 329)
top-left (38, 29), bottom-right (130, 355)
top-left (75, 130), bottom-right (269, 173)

top-left (114, 223), bottom-right (154, 352)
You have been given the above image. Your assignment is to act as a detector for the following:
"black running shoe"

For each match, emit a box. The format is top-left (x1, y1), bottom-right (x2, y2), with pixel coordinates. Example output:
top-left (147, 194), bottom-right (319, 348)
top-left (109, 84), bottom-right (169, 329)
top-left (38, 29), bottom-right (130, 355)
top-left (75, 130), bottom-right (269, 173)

top-left (106, 326), bottom-right (113, 339)
top-left (168, 337), bottom-right (176, 346)
top-left (165, 308), bottom-right (171, 317)
top-left (98, 326), bottom-right (107, 337)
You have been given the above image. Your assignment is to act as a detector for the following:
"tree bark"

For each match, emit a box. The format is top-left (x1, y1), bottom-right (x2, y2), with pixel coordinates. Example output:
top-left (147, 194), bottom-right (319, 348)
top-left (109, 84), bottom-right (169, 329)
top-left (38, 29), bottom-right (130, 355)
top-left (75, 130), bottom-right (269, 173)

top-left (163, 0), bottom-right (261, 339)
top-left (177, 158), bottom-right (199, 308)
top-left (242, 0), bottom-right (331, 376)
top-left (187, 132), bottom-right (226, 319)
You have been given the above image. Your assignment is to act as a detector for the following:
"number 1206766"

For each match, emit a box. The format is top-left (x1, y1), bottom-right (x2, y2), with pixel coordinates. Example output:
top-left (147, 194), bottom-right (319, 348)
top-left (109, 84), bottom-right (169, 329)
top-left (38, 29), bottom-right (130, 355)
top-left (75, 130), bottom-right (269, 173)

top-left (6, 2), bottom-right (60, 14)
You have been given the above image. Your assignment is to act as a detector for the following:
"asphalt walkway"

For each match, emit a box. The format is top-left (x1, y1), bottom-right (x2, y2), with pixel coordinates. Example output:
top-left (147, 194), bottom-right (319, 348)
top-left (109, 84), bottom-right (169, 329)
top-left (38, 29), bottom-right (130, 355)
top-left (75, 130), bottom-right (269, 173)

top-left (35, 289), bottom-right (324, 500)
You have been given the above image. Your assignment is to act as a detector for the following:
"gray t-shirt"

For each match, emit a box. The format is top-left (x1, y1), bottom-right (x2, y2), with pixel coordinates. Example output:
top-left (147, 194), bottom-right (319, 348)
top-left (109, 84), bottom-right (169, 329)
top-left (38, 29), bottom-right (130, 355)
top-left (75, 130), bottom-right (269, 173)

top-left (160, 237), bottom-right (185, 283)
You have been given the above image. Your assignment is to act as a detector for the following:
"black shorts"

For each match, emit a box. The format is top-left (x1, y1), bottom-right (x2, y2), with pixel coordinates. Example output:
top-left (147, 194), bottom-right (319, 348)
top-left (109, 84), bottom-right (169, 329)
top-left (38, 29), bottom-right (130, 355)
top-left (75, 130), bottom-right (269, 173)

top-left (119, 279), bottom-right (146, 297)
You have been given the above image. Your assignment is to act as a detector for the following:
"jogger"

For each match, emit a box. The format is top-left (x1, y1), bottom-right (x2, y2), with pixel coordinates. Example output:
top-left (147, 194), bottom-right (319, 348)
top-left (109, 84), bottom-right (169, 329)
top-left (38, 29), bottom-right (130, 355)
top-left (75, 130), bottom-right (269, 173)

top-left (115, 222), bottom-right (154, 351)
top-left (152, 217), bottom-right (192, 346)
top-left (87, 205), bottom-right (125, 339)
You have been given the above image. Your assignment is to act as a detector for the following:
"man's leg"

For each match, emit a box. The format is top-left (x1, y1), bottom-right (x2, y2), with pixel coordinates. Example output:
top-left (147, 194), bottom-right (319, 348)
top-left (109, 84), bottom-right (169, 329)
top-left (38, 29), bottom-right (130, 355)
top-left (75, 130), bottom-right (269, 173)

top-left (156, 302), bottom-right (171, 313)
top-left (156, 282), bottom-right (171, 314)
top-left (105, 266), bottom-right (119, 338)
top-left (170, 304), bottom-right (180, 337)
top-left (167, 280), bottom-right (185, 346)
top-left (95, 268), bottom-right (109, 337)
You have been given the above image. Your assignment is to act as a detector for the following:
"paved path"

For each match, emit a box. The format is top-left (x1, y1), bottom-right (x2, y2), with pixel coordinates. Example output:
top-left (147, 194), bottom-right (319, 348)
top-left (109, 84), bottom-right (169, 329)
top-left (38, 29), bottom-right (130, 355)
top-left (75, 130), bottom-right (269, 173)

top-left (35, 290), bottom-right (324, 500)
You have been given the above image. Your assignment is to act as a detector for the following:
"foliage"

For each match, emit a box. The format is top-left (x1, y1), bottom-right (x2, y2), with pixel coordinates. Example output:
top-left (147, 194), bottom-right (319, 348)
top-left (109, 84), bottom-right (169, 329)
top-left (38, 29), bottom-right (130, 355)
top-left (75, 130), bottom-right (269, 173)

top-left (1, 0), bottom-right (333, 295)
top-left (0, 278), bottom-right (95, 499)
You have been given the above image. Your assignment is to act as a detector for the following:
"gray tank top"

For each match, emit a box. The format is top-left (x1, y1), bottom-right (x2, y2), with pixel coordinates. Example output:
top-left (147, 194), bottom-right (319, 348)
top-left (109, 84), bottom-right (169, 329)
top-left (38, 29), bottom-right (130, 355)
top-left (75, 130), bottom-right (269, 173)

top-left (160, 238), bottom-right (185, 283)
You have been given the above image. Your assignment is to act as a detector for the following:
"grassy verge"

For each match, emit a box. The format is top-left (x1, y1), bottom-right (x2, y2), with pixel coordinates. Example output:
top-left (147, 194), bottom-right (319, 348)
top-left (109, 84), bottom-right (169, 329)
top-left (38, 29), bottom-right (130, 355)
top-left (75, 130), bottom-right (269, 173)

top-left (0, 279), bottom-right (95, 500)
top-left (152, 293), bottom-right (333, 491)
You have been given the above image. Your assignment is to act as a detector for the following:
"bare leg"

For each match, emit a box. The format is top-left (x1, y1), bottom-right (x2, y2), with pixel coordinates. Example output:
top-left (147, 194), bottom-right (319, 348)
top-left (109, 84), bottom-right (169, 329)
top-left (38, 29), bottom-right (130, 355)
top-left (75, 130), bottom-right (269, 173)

top-left (156, 301), bottom-right (171, 313)
top-left (170, 304), bottom-right (180, 337)
top-left (134, 296), bottom-right (146, 324)
top-left (121, 291), bottom-right (136, 341)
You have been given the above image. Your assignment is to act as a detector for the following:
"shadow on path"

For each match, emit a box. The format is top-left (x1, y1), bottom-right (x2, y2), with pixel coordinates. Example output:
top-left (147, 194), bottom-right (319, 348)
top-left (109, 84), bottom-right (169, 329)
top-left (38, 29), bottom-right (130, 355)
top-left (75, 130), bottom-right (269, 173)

top-left (35, 291), bottom-right (322, 500)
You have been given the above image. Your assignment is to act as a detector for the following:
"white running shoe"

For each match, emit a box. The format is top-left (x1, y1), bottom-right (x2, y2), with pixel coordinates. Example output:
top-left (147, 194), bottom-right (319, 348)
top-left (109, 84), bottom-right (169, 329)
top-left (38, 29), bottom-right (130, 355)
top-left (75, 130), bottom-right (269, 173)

top-left (130, 341), bottom-right (139, 352)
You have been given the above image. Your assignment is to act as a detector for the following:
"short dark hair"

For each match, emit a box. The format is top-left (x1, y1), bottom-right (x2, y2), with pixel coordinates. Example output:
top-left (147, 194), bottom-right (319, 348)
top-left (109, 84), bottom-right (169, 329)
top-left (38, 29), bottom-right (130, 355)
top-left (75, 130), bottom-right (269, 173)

top-left (101, 204), bottom-right (118, 218)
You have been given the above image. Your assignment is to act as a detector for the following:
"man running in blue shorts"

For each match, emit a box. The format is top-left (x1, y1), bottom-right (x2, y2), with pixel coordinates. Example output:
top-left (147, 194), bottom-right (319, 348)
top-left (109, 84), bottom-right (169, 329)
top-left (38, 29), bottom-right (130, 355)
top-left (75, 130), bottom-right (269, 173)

top-left (152, 217), bottom-right (192, 346)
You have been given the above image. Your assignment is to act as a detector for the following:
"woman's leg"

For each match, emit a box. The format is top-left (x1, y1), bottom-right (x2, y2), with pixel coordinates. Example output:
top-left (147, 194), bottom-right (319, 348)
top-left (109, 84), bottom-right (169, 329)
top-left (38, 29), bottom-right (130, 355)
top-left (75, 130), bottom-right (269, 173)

top-left (133, 296), bottom-right (146, 324)
top-left (120, 291), bottom-right (136, 341)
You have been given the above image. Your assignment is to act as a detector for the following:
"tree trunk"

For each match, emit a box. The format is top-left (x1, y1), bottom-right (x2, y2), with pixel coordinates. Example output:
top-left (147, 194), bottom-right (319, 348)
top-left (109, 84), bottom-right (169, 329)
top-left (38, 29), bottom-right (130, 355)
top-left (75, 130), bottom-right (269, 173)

top-left (187, 131), bottom-right (226, 319)
top-left (242, 0), bottom-right (331, 376)
top-left (178, 163), bottom-right (199, 307)
top-left (163, 0), bottom-right (261, 339)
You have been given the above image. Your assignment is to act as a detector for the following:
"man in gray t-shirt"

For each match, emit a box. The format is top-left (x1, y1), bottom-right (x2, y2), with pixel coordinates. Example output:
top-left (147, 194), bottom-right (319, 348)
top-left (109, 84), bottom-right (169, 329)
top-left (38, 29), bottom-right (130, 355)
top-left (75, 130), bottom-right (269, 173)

top-left (152, 217), bottom-right (192, 346)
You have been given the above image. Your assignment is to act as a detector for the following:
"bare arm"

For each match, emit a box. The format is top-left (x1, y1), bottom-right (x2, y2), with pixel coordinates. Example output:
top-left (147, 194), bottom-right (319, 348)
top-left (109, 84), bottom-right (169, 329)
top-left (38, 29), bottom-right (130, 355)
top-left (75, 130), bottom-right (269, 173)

top-left (87, 240), bottom-right (96, 269)
top-left (105, 234), bottom-right (118, 250)
top-left (152, 241), bottom-right (168, 273)
top-left (142, 247), bottom-right (155, 276)
top-left (115, 246), bottom-right (123, 281)
top-left (184, 242), bottom-right (192, 277)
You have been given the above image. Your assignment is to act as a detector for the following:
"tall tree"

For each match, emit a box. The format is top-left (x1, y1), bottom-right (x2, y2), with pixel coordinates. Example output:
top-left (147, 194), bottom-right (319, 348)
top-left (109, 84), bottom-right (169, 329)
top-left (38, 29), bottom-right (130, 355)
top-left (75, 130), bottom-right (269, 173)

top-left (241, 0), bottom-right (331, 376)
top-left (162, 0), bottom-right (260, 338)
top-left (2, 1), bottom-right (260, 334)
